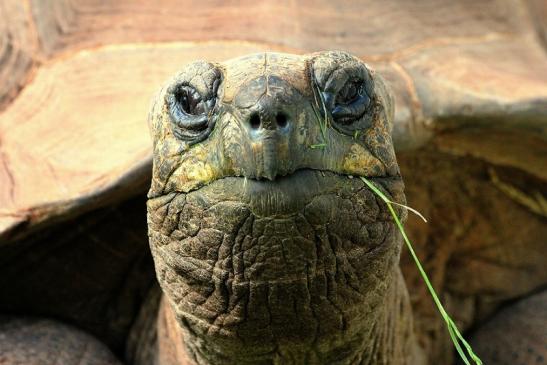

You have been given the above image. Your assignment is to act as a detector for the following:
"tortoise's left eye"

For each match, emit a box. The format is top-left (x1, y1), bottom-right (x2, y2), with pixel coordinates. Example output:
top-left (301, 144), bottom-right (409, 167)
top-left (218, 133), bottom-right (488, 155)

top-left (332, 79), bottom-right (371, 125)
top-left (310, 53), bottom-right (376, 136)
top-left (337, 81), bottom-right (361, 105)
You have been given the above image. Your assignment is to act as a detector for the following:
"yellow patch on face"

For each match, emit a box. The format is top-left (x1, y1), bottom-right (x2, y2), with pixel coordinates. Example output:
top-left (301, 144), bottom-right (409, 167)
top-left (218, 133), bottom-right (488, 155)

top-left (168, 144), bottom-right (221, 192)
top-left (342, 143), bottom-right (386, 176)
top-left (186, 162), bottom-right (217, 184)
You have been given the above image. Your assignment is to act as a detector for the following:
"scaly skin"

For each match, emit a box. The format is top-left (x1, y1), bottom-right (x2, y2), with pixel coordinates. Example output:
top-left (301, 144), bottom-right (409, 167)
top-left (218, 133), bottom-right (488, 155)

top-left (146, 51), bottom-right (418, 364)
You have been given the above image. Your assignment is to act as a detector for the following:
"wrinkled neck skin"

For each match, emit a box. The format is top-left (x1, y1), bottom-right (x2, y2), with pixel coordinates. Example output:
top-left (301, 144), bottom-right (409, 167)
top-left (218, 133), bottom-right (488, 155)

top-left (154, 269), bottom-right (416, 365)
top-left (146, 173), bottom-right (420, 365)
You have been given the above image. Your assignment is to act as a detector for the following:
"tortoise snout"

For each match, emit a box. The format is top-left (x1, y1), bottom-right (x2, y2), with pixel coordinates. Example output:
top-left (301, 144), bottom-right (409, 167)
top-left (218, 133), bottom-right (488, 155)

top-left (232, 75), bottom-right (303, 181)
top-left (242, 105), bottom-right (293, 181)
top-left (235, 74), bottom-right (297, 135)
top-left (246, 109), bottom-right (290, 132)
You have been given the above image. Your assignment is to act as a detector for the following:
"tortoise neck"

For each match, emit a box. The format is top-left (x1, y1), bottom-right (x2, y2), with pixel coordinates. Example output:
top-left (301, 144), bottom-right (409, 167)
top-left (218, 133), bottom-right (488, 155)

top-left (152, 268), bottom-right (419, 365)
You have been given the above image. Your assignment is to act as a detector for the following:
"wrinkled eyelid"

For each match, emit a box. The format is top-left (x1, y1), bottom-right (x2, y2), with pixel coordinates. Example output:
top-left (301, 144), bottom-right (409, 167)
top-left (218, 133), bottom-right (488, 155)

top-left (320, 63), bottom-right (371, 93)
top-left (165, 62), bottom-right (223, 97)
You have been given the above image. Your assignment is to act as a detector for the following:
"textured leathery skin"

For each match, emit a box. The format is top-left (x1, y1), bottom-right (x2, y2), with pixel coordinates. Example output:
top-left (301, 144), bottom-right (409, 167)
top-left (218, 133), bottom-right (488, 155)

top-left (148, 173), bottom-right (410, 364)
top-left (147, 51), bottom-right (416, 364)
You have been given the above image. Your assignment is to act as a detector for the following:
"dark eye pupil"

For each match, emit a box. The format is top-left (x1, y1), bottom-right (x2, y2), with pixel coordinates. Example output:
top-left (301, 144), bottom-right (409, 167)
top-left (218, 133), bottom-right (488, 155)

top-left (347, 84), bottom-right (357, 99)
top-left (176, 88), bottom-right (203, 115)
top-left (338, 82), bottom-right (361, 105)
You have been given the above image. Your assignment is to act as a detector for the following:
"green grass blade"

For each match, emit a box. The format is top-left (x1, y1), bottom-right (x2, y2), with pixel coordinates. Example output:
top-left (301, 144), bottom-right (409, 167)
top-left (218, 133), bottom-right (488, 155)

top-left (309, 75), bottom-right (329, 149)
top-left (360, 176), bottom-right (483, 365)
top-left (310, 143), bottom-right (327, 149)
top-left (448, 326), bottom-right (470, 365)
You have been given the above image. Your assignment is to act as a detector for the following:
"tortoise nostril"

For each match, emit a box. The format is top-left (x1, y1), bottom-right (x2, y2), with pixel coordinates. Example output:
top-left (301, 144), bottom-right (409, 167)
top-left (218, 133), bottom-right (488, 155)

top-left (249, 113), bottom-right (261, 129)
top-left (276, 112), bottom-right (288, 128)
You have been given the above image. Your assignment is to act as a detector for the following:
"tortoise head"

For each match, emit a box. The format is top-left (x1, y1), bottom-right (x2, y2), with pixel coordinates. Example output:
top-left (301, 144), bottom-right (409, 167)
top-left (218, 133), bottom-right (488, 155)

top-left (147, 51), bottom-right (408, 364)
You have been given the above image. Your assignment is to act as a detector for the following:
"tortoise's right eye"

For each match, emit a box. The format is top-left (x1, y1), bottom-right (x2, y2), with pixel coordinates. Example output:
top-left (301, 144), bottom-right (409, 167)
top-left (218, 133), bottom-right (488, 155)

top-left (166, 73), bottom-right (220, 144)
top-left (175, 86), bottom-right (208, 116)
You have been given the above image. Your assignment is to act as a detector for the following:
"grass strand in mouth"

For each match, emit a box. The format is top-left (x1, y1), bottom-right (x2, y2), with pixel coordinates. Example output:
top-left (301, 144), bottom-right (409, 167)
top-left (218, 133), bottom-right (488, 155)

top-left (360, 176), bottom-right (483, 365)
top-left (310, 74), bottom-right (329, 149)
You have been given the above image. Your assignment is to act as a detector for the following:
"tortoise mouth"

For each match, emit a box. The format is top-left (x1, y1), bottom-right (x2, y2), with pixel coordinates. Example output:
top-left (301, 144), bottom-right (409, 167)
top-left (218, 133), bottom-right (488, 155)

top-left (192, 168), bottom-right (401, 217)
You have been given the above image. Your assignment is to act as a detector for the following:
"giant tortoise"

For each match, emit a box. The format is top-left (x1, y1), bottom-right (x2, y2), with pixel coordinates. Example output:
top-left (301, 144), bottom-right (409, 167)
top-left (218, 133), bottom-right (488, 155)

top-left (0, 1), bottom-right (546, 365)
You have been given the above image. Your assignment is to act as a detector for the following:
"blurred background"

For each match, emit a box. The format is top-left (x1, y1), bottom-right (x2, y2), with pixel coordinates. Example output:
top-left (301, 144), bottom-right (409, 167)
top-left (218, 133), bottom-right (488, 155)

top-left (0, 0), bottom-right (546, 363)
